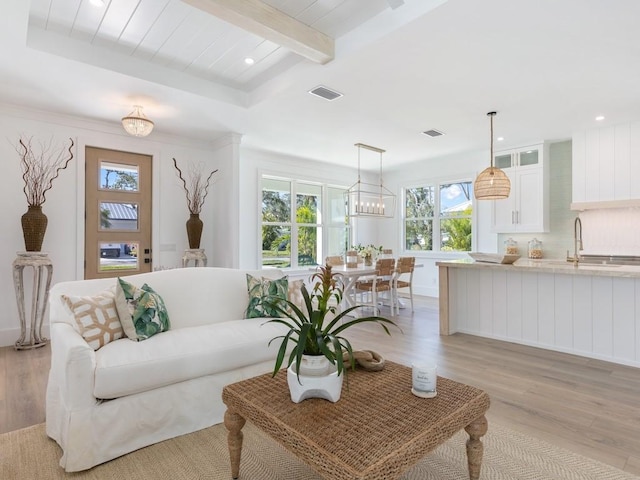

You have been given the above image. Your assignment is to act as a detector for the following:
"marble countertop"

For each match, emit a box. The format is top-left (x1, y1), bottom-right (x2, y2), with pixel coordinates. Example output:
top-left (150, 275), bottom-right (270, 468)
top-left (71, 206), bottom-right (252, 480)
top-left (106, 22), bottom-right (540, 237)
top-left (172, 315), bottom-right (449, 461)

top-left (436, 257), bottom-right (640, 278)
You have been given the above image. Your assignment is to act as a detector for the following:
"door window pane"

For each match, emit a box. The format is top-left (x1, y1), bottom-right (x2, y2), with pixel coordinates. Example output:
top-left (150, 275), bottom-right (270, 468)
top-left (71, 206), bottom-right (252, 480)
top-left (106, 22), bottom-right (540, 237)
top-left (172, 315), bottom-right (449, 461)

top-left (98, 241), bottom-right (139, 272)
top-left (100, 202), bottom-right (139, 231)
top-left (100, 162), bottom-right (139, 191)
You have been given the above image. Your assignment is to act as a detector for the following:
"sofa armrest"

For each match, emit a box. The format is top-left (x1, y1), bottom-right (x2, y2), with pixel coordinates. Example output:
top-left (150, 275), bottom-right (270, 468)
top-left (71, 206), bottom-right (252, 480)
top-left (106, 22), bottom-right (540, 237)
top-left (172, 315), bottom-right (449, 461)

top-left (49, 322), bottom-right (98, 409)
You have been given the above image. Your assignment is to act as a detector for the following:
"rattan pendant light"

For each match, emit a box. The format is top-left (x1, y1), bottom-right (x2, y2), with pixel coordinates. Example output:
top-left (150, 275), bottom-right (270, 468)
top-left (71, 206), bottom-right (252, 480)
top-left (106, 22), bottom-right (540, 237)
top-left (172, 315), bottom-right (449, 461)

top-left (473, 111), bottom-right (510, 200)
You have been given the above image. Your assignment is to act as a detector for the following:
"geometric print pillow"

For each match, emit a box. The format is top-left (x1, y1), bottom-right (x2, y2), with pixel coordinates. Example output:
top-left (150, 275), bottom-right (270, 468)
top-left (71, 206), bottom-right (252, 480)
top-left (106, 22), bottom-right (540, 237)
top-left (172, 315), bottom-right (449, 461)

top-left (287, 279), bottom-right (305, 314)
top-left (115, 278), bottom-right (170, 341)
top-left (245, 274), bottom-right (289, 318)
top-left (62, 289), bottom-right (124, 350)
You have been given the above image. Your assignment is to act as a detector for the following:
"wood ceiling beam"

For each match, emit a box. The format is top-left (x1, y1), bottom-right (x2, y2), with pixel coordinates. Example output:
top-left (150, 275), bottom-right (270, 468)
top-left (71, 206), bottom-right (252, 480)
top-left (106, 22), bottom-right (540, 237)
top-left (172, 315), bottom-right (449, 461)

top-left (182, 0), bottom-right (334, 64)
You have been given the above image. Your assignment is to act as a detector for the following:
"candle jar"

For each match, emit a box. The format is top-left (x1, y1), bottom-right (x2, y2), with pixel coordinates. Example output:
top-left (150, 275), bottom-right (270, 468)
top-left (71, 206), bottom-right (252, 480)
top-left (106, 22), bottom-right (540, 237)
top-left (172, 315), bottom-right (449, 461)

top-left (528, 238), bottom-right (543, 259)
top-left (504, 237), bottom-right (519, 255)
top-left (346, 250), bottom-right (358, 268)
top-left (411, 363), bottom-right (437, 398)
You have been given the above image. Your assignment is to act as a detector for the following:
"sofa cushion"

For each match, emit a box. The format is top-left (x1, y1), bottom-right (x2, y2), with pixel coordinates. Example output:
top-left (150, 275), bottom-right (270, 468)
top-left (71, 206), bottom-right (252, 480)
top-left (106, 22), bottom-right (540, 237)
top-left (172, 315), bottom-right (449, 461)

top-left (245, 274), bottom-right (288, 318)
top-left (61, 289), bottom-right (123, 350)
top-left (287, 279), bottom-right (305, 314)
top-left (115, 278), bottom-right (170, 341)
top-left (92, 318), bottom-right (287, 399)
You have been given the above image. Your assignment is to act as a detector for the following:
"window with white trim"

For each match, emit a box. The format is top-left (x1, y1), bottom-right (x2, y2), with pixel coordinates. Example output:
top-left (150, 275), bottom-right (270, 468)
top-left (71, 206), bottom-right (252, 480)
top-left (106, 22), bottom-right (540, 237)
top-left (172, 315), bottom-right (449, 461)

top-left (261, 176), bottom-right (349, 268)
top-left (403, 181), bottom-right (473, 252)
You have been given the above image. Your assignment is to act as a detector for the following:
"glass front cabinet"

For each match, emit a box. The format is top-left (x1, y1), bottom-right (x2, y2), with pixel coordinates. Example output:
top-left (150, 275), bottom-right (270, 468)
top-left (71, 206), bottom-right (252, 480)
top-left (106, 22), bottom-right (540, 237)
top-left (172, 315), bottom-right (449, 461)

top-left (491, 143), bottom-right (549, 233)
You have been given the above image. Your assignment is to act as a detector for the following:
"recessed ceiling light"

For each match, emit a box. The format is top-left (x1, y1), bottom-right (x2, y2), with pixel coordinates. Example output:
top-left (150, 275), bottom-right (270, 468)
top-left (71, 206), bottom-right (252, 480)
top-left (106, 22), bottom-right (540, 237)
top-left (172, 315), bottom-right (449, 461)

top-left (244, 57), bottom-right (255, 65)
top-left (595, 115), bottom-right (605, 121)
top-left (89, 0), bottom-right (105, 7)
top-left (497, 137), bottom-right (504, 141)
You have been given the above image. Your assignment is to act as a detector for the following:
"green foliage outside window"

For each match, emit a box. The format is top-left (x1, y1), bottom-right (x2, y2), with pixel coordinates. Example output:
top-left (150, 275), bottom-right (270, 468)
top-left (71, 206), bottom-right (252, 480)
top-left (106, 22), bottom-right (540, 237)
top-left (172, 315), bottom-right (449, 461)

top-left (404, 182), bottom-right (472, 252)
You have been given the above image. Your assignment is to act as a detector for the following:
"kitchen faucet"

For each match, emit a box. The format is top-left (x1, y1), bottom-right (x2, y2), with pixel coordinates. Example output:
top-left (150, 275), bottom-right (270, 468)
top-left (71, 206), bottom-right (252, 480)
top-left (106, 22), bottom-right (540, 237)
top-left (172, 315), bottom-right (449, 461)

top-left (567, 216), bottom-right (583, 265)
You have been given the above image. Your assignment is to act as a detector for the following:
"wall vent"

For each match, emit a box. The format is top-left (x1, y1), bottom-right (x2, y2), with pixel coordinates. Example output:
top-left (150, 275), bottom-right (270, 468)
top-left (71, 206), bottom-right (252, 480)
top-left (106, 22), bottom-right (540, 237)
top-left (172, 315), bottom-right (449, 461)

top-left (308, 85), bottom-right (343, 101)
top-left (422, 129), bottom-right (445, 137)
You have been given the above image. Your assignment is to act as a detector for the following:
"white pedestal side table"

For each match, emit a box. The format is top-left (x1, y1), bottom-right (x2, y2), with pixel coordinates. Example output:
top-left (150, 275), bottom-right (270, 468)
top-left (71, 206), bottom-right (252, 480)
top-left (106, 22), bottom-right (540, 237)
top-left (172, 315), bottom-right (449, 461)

top-left (182, 249), bottom-right (207, 267)
top-left (12, 252), bottom-right (53, 350)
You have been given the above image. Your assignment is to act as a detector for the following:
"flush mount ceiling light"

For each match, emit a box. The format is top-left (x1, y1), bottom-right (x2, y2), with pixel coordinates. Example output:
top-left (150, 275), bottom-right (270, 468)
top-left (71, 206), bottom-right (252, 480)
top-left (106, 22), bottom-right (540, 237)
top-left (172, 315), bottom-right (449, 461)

top-left (345, 143), bottom-right (396, 218)
top-left (473, 111), bottom-right (511, 200)
top-left (121, 105), bottom-right (154, 137)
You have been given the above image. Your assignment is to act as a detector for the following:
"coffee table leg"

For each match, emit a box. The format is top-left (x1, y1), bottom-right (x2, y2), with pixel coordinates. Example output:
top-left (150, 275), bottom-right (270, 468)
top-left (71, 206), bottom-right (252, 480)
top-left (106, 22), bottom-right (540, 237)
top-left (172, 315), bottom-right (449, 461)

top-left (464, 415), bottom-right (488, 480)
top-left (224, 409), bottom-right (246, 479)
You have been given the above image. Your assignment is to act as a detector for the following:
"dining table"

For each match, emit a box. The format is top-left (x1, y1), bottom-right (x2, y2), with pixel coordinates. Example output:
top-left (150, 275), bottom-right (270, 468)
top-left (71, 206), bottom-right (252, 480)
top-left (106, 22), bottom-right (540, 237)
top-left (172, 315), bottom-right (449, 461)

top-left (330, 264), bottom-right (378, 310)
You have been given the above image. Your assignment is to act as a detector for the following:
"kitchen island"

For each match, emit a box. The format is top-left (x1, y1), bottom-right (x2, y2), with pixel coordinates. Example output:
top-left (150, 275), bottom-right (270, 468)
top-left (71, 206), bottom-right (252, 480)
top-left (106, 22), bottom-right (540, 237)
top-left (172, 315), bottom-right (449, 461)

top-left (438, 258), bottom-right (640, 368)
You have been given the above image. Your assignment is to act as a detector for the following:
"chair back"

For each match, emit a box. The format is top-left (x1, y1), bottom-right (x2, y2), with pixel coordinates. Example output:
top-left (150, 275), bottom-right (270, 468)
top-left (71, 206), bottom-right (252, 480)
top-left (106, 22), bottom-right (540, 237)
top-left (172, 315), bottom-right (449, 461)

top-left (375, 258), bottom-right (396, 277)
top-left (396, 256), bottom-right (415, 274)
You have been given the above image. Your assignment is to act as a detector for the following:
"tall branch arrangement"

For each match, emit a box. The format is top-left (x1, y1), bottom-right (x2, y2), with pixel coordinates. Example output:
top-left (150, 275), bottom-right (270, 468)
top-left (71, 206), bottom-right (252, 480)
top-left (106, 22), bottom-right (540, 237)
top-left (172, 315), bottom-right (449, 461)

top-left (16, 136), bottom-right (75, 207)
top-left (172, 158), bottom-right (218, 214)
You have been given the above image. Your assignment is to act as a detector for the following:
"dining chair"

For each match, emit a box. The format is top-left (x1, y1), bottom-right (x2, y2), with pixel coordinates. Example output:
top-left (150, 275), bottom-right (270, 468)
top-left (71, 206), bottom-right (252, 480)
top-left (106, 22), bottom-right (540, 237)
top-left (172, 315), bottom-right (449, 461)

top-left (354, 258), bottom-right (395, 315)
top-left (393, 256), bottom-right (416, 315)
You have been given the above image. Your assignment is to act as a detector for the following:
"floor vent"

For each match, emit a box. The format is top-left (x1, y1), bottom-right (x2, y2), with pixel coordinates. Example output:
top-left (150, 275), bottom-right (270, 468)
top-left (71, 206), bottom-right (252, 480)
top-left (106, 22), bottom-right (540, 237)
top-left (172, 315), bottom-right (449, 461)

top-left (308, 86), bottom-right (343, 101)
top-left (422, 129), bottom-right (445, 137)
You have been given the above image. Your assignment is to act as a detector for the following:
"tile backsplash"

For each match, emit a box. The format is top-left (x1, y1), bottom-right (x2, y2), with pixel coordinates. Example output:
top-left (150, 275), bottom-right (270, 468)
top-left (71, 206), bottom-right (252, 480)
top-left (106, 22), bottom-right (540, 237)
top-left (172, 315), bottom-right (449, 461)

top-left (579, 208), bottom-right (640, 256)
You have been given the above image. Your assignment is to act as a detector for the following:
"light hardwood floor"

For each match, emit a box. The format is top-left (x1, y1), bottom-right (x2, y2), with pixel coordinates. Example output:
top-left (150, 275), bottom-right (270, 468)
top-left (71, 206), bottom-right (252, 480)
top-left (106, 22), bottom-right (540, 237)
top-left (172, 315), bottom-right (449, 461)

top-left (1, 296), bottom-right (639, 475)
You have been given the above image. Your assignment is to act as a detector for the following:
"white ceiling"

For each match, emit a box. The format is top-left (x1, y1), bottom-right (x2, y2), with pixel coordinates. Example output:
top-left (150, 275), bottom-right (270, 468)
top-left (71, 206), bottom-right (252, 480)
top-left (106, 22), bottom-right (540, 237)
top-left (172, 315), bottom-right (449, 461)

top-left (2, 0), bottom-right (640, 170)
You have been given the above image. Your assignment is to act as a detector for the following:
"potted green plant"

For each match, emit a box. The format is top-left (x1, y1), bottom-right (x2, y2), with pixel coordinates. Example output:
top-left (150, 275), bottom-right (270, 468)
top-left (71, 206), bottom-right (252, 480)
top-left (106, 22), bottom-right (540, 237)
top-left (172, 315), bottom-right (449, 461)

top-left (264, 264), bottom-right (398, 402)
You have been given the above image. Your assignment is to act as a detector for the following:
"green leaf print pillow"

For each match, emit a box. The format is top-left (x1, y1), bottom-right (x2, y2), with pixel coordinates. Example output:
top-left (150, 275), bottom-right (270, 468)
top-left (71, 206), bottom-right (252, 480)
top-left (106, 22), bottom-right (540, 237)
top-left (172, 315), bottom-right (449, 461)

top-left (115, 278), bottom-right (171, 341)
top-left (245, 274), bottom-right (288, 318)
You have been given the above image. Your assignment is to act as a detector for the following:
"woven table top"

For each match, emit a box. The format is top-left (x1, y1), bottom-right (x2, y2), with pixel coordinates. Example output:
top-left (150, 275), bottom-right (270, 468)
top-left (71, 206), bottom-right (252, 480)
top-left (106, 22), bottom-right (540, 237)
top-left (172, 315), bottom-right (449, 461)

top-left (222, 361), bottom-right (490, 480)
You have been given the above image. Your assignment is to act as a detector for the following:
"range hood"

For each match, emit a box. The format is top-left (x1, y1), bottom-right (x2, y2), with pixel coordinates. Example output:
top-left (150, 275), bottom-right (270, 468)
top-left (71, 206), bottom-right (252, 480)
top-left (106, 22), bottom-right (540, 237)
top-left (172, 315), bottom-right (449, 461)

top-left (571, 199), bottom-right (640, 210)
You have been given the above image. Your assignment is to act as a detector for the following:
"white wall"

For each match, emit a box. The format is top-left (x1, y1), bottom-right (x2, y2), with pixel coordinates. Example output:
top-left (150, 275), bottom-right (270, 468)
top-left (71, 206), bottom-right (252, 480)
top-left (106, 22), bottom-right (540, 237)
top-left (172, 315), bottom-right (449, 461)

top-left (0, 104), bottom-right (230, 346)
top-left (381, 149), bottom-right (495, 297)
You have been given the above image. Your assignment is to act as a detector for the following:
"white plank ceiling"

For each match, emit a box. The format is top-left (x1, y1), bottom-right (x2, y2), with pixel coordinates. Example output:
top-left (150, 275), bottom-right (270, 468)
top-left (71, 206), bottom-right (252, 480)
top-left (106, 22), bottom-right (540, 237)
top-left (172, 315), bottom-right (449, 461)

top-left (28, 0), bottom-right (388, 91)
top-left (2, 0), bottom-right (640, 167)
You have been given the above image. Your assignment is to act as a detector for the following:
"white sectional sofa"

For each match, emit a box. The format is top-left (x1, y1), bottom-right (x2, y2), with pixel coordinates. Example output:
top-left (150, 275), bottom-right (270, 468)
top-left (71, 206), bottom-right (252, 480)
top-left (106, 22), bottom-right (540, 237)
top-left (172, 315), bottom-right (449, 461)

top-left (46, 267), bottom-right (289, 472)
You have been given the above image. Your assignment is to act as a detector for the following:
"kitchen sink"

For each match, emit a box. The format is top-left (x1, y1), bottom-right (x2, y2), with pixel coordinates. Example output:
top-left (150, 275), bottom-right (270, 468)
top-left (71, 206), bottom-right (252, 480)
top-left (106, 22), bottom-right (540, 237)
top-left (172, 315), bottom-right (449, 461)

top-left (532, 261), bottom-right (621, 268)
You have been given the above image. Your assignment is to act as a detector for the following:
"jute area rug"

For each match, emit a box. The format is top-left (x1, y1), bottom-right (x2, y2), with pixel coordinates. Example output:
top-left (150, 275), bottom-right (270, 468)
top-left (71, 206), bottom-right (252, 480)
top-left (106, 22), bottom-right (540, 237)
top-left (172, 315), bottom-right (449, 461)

top-left (1, 421), bottom-right (638, 480)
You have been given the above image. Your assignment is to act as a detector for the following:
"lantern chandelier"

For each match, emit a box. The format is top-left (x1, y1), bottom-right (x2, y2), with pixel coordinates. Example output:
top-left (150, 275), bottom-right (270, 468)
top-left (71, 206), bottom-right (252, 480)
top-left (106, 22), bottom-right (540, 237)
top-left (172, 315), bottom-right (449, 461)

top-left (121, 105), bottom-right (154, 137)
top-left (473, 111), bottom-right (510, 200)
top-left (345, 143), bottom-right (396, 218)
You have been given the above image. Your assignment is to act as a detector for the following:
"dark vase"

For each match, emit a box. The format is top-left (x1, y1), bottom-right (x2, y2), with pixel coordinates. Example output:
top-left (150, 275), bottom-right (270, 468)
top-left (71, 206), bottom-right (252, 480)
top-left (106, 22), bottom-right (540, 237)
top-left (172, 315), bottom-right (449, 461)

top-left (186, 213), bottom-right (203, 249)
top-left (21, 205), bottom-right (48, 252)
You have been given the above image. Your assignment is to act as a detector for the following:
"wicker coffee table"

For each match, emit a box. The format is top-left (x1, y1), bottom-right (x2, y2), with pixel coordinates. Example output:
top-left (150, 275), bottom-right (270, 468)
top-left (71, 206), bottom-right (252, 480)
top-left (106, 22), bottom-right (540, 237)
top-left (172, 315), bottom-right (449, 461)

top-left (222, 361), bottom-right (490, 480)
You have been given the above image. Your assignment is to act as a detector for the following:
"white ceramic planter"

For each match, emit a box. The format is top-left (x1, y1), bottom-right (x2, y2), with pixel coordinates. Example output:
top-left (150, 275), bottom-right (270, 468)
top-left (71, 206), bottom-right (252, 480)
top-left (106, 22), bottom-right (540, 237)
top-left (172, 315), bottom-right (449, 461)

top-left (287, 358), bottom-right (344, 403)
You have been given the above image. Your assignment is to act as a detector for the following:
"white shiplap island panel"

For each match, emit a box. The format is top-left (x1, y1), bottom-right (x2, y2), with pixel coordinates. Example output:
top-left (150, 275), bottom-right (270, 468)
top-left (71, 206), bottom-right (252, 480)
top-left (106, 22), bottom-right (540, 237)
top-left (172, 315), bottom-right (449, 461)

top-left (438, 259), bottom-right (640, 368)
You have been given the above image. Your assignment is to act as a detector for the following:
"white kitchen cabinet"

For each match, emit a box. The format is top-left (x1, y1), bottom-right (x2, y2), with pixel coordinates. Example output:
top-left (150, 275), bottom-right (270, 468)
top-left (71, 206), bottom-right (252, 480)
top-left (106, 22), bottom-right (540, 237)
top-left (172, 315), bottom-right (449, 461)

top-left (491, 143), bottom-right (549, 233)
top-left (572, 121), bottom-right (640, 207)
top-left (438, 261), bottom-right (640, 369)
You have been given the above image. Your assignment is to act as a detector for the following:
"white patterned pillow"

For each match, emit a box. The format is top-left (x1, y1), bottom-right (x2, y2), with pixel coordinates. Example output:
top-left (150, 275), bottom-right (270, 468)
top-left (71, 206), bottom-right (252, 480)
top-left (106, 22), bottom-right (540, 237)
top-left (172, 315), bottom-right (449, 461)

top-left (287, 279), bottom-right (305, 314)
top-left (62, 290), bottom-right (124, 350)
